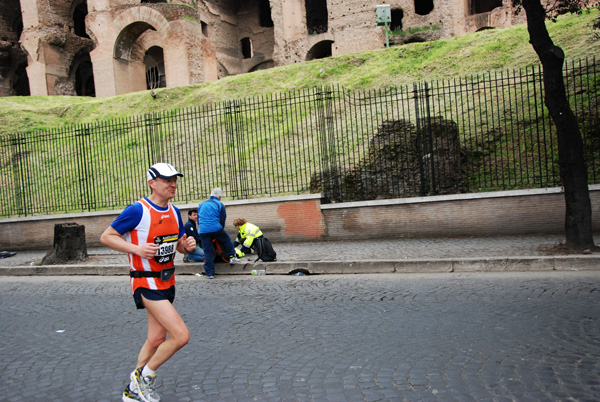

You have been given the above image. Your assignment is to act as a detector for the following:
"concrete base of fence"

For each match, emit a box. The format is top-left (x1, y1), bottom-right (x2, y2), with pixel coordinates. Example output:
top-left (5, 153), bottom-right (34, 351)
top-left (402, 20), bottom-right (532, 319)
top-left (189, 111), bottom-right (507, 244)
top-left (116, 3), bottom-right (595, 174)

top-left (322, 185), bottom-right (600, 239)
top-left (1, 186), bottom-right (599, 251)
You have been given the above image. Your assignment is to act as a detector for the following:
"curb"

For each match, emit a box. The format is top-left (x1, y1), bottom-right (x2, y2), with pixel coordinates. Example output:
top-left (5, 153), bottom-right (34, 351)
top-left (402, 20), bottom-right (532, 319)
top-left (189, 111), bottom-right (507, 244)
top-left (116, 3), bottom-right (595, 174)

top-left (0, 256), bottom-right (598, 276)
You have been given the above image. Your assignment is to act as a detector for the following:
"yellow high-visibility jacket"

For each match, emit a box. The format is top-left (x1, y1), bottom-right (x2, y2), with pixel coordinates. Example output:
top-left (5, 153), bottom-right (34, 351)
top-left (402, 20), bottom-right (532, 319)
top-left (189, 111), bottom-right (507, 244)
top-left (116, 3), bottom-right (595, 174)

top-left (236, 222), bottom-right (263, 249)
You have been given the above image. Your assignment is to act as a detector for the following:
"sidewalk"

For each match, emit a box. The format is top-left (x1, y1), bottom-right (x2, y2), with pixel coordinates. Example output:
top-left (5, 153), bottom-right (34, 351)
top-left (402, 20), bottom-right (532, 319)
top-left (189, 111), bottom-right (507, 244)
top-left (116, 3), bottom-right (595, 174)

top-left (1, 234), bottom-right (598, 276)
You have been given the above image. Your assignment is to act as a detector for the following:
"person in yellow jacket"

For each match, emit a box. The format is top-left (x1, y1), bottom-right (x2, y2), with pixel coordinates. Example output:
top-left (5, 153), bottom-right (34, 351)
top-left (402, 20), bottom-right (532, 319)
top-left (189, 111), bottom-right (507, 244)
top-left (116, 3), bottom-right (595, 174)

top-left (232, 218), bottom-right (263, 257)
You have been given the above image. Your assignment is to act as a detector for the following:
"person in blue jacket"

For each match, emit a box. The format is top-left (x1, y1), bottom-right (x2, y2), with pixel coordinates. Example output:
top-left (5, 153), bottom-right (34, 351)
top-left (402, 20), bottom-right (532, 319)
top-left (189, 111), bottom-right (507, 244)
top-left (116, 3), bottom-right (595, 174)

top-left (198, 188), bottom-right (239, 278)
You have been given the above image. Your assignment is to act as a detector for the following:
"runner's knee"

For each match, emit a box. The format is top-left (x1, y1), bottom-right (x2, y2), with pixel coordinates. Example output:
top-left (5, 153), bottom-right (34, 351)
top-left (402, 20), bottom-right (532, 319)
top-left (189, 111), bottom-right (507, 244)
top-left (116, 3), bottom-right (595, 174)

top-left (173, 326), bottom-right (190, 347)
top-left (147, 334), bottom-right (167, 348)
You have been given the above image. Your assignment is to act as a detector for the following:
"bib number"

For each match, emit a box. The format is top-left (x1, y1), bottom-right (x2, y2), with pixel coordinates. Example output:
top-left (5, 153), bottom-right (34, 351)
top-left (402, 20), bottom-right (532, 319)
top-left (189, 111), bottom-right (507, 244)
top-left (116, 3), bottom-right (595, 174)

top-left (154, 233), bottom-right (178, 264)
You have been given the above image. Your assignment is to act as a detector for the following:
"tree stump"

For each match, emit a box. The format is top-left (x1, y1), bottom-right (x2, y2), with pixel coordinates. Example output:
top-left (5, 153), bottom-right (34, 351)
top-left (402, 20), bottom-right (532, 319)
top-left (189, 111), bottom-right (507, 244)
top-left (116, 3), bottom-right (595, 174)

top-left (41, 223), bottom-right (88, 265)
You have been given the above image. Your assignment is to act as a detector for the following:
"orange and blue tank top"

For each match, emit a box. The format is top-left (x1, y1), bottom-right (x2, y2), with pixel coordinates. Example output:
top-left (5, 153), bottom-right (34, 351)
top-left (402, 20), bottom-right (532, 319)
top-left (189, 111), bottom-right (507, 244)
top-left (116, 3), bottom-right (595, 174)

top-left (112, 198), bottom-right (183, 293)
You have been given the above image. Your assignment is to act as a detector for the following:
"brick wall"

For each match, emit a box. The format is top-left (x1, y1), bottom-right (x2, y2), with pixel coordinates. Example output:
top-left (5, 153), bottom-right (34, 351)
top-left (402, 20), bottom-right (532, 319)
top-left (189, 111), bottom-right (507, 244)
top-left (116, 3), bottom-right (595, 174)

top-left (322, 187), bottom-right (600, 239)
top-left (1, 187), bottom-right (598, 251)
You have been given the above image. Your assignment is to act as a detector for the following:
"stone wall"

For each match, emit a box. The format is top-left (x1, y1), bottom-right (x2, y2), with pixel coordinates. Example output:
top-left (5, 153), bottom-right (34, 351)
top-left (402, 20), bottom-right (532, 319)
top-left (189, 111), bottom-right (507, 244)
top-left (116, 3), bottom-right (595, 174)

top-left (1, 187), bottom-right (598, 251)
top-left (323, 187), bottom-right (600, 239)
top-left (3, 0), bottom-right (525, 98)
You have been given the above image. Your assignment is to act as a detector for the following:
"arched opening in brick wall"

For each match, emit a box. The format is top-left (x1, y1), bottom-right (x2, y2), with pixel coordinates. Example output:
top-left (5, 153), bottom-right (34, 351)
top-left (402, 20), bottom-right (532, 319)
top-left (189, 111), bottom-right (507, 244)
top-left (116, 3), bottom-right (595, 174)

top-left (218, 62), bottom-right (229, 77)
top-left (1, 0), bottom-right (23, 42)
top-left (249, 60), bottom-right (274, 72)
top-left (0, 0), bottom-right (27, 96)
top-left (469, 0), bottom-right (502, 15)
top-left (414, 0), bottom-right (434, 15)
top-left (74, 54), bottom-right (95, 96)
top-left (305, 0), bottom-right (328, 35)
top-left (306, 40), bottom-right (332, 61)
top-left (259, 0), bottom-right (274, 27)
top-left (144, 46), bottom-right (165, 90)
top-left (114, 22), bottom-right (156, 61)
top-left (72, 0), bottom-right (89, 39)
top-left (14, 61), bottom-right (30, 96)
top-left (241, 37), bottom-right (252, 58)
top-left (390, 8), bottom-right (403, 31)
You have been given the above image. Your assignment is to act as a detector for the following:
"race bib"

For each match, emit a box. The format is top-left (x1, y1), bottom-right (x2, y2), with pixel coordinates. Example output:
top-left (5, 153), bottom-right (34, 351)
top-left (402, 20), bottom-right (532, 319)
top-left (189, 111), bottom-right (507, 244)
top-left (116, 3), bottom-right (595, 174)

top-left (154, 233), bottom-right (178, 264)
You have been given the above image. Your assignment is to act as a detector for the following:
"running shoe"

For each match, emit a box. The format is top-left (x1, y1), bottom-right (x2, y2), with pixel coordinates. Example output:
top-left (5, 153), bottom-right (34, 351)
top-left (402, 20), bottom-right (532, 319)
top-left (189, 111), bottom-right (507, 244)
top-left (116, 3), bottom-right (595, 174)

top-left (122, 383), bottom-right (140, 402)
top-left (134, 367), bottom-right (160, 402)
top-left (229, 256), bottom-right (240, 265)
top-left (123, 370), bottom-right (140, 401)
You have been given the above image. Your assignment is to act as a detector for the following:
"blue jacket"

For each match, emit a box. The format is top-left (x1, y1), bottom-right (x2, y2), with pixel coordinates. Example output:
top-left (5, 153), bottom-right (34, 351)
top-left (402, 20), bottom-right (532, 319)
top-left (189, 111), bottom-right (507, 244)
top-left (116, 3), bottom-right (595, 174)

top-left (198, 196), bottom-right (227, 234)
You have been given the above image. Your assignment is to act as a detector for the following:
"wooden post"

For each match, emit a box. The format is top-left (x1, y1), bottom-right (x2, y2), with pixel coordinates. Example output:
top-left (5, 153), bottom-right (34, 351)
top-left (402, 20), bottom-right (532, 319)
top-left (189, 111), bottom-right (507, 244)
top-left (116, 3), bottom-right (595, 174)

top-left (41, 223), bottom-right (88, 265)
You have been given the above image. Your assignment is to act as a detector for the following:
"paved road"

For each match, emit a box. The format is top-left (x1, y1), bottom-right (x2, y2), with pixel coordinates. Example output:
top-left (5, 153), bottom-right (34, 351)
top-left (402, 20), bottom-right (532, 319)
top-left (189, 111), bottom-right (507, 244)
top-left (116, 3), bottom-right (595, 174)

top-left (1, 272), bottom-right (599, 401)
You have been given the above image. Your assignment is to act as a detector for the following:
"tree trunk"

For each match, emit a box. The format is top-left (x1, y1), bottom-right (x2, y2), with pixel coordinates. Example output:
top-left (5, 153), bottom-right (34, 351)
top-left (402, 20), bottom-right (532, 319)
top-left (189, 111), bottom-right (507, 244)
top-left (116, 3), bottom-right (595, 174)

top-left (521, 0), bottom-right (595, 250)
top-left (42, 223), bottom-right (88, 265)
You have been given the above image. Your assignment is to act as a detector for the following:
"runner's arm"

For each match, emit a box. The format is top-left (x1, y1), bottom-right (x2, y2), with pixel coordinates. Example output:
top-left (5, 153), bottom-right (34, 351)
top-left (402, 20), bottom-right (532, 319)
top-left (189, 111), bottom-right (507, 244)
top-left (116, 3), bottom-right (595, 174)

top-left (100, 226), bottom-right (158, 260)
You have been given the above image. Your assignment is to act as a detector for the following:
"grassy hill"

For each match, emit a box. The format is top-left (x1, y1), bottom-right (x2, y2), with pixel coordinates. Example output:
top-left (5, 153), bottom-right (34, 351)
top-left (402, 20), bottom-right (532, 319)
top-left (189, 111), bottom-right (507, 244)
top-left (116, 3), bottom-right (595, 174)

top-left (0, 10), bottom-right (598, 137)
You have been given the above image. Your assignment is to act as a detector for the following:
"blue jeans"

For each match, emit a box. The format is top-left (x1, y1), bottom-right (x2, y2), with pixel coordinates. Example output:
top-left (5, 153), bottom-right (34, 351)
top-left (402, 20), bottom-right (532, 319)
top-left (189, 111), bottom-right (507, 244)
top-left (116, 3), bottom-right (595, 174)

top-left (187, 246), bottom-right (205, 261)
top-left (200, 229), bottom-right (236, 277)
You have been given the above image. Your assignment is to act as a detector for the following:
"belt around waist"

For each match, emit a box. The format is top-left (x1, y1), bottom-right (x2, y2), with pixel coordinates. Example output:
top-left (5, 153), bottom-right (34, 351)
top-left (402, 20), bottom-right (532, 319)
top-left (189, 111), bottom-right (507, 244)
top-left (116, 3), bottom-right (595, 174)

top-left (130, 267), bottom-right (175, 281)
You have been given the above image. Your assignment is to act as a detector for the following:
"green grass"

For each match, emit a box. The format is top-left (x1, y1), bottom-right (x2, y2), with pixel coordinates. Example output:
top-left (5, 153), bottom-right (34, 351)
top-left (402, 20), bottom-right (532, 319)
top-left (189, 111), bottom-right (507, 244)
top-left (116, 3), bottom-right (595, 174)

top-left (0, 11), bottom-right (598, 217)
top-left (0, 10), bottom-right (598, 137)
top-left (390, 24), bottom-right (442, 36)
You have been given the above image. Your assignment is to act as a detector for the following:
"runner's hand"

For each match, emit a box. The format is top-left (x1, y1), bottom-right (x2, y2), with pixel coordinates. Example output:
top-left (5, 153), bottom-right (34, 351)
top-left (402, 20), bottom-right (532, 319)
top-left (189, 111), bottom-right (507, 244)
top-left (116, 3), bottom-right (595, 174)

top-left (137, 243), bottom-right (159, 259)
top-left (182, 234), bottom-right (196, 252)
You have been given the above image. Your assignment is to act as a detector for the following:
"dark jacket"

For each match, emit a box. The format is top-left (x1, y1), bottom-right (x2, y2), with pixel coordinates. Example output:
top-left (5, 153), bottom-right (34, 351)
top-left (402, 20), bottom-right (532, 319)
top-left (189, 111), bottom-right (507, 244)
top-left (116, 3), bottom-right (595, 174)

top-left (184, 219), bottom-right (202, 243)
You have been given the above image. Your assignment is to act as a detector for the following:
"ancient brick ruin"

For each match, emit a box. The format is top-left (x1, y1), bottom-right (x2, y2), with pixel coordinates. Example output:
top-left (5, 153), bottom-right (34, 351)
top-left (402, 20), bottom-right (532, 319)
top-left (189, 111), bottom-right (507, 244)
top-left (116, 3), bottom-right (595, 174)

top-left (311, 117), bottom-right (464, 202)
top-left (0, 0), bottom-right (523, 97)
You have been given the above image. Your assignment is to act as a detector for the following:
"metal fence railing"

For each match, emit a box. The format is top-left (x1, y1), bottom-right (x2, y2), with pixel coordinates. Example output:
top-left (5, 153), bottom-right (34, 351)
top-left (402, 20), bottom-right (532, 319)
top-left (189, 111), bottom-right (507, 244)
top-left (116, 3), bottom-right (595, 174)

top-left (0, 57), bottom-right (598, 218)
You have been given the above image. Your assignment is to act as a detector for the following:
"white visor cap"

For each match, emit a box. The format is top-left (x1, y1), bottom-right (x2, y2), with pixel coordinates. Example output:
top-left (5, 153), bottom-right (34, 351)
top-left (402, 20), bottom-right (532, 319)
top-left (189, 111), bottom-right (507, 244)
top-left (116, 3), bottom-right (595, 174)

top-left (146, 163), bottom-right (184, 182)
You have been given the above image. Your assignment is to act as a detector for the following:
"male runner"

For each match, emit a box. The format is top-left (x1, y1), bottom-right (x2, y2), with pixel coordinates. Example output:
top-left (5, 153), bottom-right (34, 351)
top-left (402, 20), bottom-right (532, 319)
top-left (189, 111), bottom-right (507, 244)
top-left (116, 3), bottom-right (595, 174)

top-left (100, 162), bottom-right (196, 402)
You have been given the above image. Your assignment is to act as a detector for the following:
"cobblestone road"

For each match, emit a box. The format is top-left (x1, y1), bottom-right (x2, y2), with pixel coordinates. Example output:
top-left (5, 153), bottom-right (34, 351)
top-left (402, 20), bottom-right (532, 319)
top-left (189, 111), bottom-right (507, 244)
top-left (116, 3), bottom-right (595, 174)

top-left (1, 271), bottom-right (599, 401)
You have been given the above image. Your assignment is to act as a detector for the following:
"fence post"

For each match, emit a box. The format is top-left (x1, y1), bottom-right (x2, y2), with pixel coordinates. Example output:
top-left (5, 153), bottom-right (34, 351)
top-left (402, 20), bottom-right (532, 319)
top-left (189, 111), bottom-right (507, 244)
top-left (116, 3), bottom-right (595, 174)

top-left (224, 100), bottom-right (248, 199)
top-left (316, 86), bottom-right (339, 201)
top-left (74, 126), bottom-right (95, 211)
top-left (145, 113), bottom-right (162, 165)
top-left (423, 82), bottom-right (437, 195)
top-left (10, 134), bottom-right (27, 216)
top-left (413, 83), bottom-right (427, 195)
top-left (413, 82), bottom-right (437, 196)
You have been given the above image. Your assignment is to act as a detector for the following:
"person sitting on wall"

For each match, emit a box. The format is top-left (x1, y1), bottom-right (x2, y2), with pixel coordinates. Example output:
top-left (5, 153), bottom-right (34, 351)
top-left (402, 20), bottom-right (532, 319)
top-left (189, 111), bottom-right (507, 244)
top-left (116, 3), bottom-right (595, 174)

top-left (183, 208), bottom-right (205, 263)
top-left (232, 218), bottom-right (263, 257)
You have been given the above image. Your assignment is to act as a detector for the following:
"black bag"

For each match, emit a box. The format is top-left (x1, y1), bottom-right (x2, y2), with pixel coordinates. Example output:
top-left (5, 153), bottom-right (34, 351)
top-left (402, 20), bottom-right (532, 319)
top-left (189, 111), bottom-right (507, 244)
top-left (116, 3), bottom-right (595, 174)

top-left (254, 237), bottom-right (277, 262)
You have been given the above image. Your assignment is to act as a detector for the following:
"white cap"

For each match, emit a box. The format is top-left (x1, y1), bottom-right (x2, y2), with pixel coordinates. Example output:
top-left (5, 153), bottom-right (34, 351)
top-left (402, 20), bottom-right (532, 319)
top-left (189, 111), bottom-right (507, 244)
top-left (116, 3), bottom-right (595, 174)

top-left (146, 163), bottom-right (183, 181)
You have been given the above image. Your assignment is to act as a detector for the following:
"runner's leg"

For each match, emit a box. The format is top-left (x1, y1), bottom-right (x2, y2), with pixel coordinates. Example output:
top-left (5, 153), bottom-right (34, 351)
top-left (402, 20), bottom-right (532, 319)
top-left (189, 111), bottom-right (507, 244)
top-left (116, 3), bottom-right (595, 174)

top-left (135, 310), bottom-right (167, 369)
top-left (141, 297), bottom-right (190, 371)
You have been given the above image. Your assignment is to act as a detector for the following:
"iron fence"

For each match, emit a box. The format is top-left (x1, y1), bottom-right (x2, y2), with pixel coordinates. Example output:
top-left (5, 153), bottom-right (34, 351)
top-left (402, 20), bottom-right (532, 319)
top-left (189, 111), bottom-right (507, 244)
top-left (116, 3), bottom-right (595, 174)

top-left (0, 57), bottom-right (598, 218)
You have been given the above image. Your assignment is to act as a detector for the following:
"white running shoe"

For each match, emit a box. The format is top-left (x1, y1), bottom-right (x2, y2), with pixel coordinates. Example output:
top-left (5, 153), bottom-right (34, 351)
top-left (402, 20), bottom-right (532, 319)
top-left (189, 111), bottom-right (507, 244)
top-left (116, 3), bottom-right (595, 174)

top-left (122, 371), bottom-right (140, 401)
top-left (134, 367), bottom-right (160, 402)
top-left (122, 383), bottom-right (140, 402)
